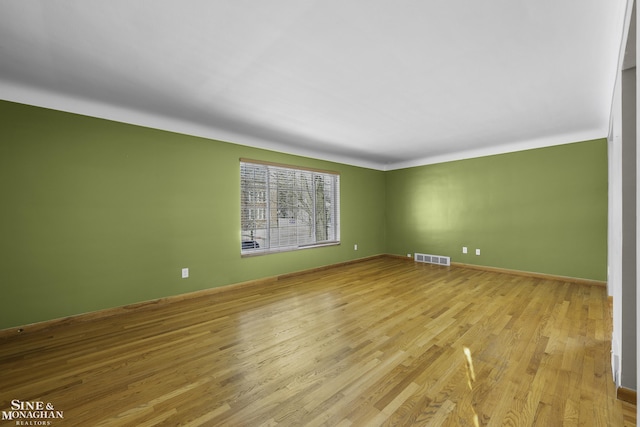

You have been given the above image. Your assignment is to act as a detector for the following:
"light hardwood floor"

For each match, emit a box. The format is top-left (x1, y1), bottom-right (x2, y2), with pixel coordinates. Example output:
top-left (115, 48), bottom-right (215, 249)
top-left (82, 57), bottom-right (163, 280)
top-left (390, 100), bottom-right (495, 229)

top-left (0, 256), bottom-right (635, 426)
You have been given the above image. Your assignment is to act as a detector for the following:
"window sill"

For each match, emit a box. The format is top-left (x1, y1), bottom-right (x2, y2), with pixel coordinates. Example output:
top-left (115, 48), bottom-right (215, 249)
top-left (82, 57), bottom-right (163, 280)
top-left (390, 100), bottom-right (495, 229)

top-left (241, 241), bottom-right (341, 257)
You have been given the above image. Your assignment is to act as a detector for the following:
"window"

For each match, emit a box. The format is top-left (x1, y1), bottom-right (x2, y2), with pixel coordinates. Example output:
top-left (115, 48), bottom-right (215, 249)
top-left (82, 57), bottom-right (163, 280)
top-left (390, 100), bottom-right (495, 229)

top-left (240, 159), bottom-right (340, 255)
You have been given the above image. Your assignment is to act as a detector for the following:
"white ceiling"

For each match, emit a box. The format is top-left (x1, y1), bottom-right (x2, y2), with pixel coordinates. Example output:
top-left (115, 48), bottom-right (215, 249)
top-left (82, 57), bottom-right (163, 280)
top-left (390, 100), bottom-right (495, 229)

top-left (0, 1), bottom-right (631, 170)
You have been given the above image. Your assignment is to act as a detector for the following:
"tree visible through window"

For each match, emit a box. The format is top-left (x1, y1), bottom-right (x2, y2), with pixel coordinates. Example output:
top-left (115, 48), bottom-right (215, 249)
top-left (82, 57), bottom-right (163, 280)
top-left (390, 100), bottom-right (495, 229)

top-left (240, 160), bottom-right (340, 254)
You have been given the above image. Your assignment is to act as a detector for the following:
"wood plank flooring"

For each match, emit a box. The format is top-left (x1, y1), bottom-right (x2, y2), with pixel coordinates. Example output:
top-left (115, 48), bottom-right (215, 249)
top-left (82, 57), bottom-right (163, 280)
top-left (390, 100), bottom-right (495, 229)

top-left (0, 256), bottom-right (634, 426)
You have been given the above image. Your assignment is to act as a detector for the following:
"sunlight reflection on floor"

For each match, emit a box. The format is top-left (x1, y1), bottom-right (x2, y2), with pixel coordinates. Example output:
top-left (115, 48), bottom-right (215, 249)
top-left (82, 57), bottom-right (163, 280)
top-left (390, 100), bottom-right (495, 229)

top-left (464, 346), bottom-right (479, 427)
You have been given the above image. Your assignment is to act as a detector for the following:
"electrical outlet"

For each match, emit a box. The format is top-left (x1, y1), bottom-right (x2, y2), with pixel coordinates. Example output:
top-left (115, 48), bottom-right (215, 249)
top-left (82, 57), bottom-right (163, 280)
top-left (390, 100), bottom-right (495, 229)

top-left (181, 268), bottom-right (189, 278)
top-left (462, 247), bottom-right (468, 254)
top-left (475, 249), bottom-right (481, 256)
top-left (407, 253), bottom-right (412, 257)
top-left (354, 244), bottom-right (358, 250)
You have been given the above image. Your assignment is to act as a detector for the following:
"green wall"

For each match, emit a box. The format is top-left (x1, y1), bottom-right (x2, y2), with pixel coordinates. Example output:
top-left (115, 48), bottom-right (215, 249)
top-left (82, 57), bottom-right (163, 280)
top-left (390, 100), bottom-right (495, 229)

top-left (386, 140), bottom-right (608, 281)
top-left (0, 100), bottom-right (608, 329)
top-left (0, 100), bottom-right (386, 329)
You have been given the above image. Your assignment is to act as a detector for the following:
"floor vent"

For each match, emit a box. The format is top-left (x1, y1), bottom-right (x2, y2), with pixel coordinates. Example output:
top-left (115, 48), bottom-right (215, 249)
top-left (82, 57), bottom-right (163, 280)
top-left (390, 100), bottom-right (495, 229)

top-left (414, 253), bottom-right (451, 266)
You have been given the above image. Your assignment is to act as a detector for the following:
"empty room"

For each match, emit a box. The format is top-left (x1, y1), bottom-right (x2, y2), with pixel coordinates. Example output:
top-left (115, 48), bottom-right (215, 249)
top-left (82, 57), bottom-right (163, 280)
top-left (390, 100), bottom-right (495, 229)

top-left (0, 2), bottom-right (637, 426)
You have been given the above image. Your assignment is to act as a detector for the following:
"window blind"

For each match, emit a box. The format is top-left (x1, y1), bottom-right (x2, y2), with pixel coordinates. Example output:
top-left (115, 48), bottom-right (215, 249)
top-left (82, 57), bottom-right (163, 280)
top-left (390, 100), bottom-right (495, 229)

top-left (240, 160), bottom-right (340, 254)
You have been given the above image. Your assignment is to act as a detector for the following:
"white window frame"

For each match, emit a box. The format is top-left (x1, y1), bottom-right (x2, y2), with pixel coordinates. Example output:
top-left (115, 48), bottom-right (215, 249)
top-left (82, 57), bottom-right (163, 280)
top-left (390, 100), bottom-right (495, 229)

top-left (240, 159), bottom-right (340, 255)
